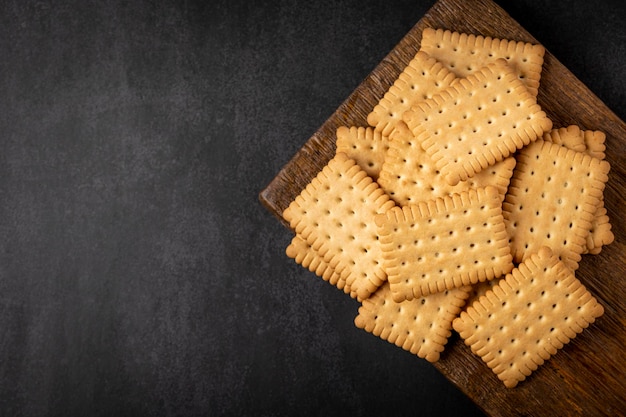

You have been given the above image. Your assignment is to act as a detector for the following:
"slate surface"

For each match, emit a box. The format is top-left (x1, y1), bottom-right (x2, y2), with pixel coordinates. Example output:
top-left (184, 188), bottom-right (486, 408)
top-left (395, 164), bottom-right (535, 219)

top-left (0, 1), bottom-right (623, 416)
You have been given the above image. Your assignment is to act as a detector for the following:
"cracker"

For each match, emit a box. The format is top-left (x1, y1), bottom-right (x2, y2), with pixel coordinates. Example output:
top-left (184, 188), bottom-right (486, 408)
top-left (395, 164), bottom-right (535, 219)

top-left (542, 125), bottom-right (587, 153)
top-left (283, 152), bottom-right (395, 300)
top-left (378, 120), bottom-right (516, 205)
top-left (403, 59), bottom-right (552, 186)
top-left (286, 235), bottom-right (347, 292)
top-left (582, 129), bottom-right (606, 161)
top-left (504, 140), bottom-right (610, 271)
top-left (542, 126), bottom-right (613, 253)
top-left (335, 126), bottom-right (390, 180)
top-left (464, 278), bottom-right (502, 309)
top-left (354, 281), bottom-right (471, 362)
top-left (584, 204), bottom-right (613, 255)
top-left (367, 50), bottom-right (457, 136)
top-left (453, 247), bottom-right (604, 388)
top-left (375, 186), bottom-right (513, 301)
top-left (420, 28), bottom-right (545, 97)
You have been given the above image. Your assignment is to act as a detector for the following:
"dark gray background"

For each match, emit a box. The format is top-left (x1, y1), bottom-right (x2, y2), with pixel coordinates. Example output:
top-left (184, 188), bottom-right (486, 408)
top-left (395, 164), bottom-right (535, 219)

top-left (0, 1), bottom-right (624, 416)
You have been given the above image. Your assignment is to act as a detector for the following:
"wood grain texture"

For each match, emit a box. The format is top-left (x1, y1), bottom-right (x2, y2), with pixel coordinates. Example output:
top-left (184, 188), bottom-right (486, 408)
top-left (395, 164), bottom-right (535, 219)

top-left (259, 0), bottom-right (626, 415)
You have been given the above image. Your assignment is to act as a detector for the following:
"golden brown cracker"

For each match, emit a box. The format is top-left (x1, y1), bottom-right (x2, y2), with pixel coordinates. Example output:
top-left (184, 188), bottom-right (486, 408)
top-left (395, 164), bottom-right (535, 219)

top-left (378, 120), bottom-right (515, 205)
top-left (335, 126), bottom-right (389, 181)
top-left (367, 50), bottom-right (457, 136)
top-left (542, 126), bottom-right (613, 253)
top-left (355, 281), bottom-right (471, 362)
top-left (542, 125), bottom-right (587, 153)
top-left (403, 59), bottom-right (552, 186)
top-left (503, 140), bottom-right (610, 271)
top-left (453, 247), bottom-right (604, 388)
top-left (286, 235), bottom-right (347, 292)
top-left (283, 153), bottom-right (395, 300)
top-left (375, 186), bottom-right (513, 301)
top-left (420, 28), bottom-right (545, 97)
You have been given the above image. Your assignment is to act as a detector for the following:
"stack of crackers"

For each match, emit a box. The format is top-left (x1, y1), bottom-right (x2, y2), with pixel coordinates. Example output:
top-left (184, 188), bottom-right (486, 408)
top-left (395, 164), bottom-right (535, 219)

top-left (282, 28), bottom-right (612, 388)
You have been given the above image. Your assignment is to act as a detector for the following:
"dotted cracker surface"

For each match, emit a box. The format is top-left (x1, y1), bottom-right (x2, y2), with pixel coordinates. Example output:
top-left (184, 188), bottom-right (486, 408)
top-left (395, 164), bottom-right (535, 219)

top-left (420, 28), bottom-right (545, 97)
top-left (335, 126), bottom-right (390, 181)
top-left (286, 235), bottom-right (346, 292)
top-left (367, 50), bottom-right (457, 136)
top-left (378, 120), bottom-right (516, 206)
top-left (354, 281), bottom-right (471, 362)
top-left (375, 186), bottom-right (513, 301)
top-left (503, 140), bottom-right (610, 271)
top-left (453, 247), bottom-right (604, 388)
top-left (283, 153), bottom-right (395, 301)
top-left (542, 126), bottom-right (612, 253)
top-left (403, 59), bottom-right (552, 186)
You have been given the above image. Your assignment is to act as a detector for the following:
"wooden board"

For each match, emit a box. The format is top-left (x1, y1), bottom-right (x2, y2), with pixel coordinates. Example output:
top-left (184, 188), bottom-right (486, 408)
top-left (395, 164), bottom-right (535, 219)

top-left (259, 0), bottom-right (626, 415)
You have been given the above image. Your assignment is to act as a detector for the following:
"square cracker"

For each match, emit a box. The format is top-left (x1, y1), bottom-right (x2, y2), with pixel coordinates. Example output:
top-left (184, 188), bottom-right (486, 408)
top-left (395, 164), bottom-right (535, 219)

top-left (354, 281), bottom-right (471, 363)
top-left (419, 28), bottom-right (545, 97)
top-left (453, 247), bottom-right (605, 388)
top-left (378, 120), bottom-right (516, 206)
top-left (375, 186), bottom-right (513, 301)
top-left (503, 140), bottom-right (610, 271)
top-left (403, 59), bottom-right (552, 186)
top-left (367, 50), bottom-right (457, 136)
top-left (336, 126), bottom-right (390, 181)
top-left (283, 152), bottom-right (395, 301)
top-left (286, 235), bottom-right (347, 293)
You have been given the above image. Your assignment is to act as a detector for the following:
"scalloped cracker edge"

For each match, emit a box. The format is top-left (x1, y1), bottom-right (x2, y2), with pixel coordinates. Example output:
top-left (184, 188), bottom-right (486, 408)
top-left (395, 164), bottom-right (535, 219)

top-left (375, 186), bottom-right (513, 301)
top-left (378, 120), bottom-right (516, 205)
top-left (367, 50), bottom-right (457, 136)
top-left (283, 152), bottom-right (395, 301)
top-left (286, 235), bottom-right (347, 292)
top-left (336, 126), bottom-right (390, 181)
top-left (355, 281), bottom-right (471, 362)
top-left (403, 59), bottom-right (552, 186)
top-left (453, 247), bottom-right (604, 388)
top-left (542, 125), bottom-right (612, 253)
top-left (420, 28), bottom-right (545, 97)
top-left (503, 140), bottom-right (610, 271)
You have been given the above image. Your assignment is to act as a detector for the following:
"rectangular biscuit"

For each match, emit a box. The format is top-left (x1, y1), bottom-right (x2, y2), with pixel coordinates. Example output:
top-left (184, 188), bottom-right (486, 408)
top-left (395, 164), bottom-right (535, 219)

top-left (453, 247), bottom-right (604, 388)
top-left (403, 59), bottom-right (552, 186)
top-left (354, 281), bottom-right (471, 362)
top-left (335, 126), bottom-right (390, 181)
top-left (378, 120), bottom-right (516, 206)
top-left (420, 28), bottom-right (545, 97)
top-left (283, 152), bottom-right (395, 300)
top-left (367, 50), bottom-right (457, 136)
top-left (503, 140), bottom-right (610, 271)
top-left (542, 125), bottom-right (613, 254)
top-left (375, 186), bottom-right (513, 301)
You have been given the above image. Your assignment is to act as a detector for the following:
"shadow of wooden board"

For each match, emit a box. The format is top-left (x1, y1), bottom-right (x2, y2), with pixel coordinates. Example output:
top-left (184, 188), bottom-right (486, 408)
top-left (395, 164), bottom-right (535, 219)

top-left (259, 0), bottom-right (626, 415)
